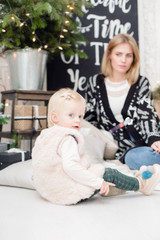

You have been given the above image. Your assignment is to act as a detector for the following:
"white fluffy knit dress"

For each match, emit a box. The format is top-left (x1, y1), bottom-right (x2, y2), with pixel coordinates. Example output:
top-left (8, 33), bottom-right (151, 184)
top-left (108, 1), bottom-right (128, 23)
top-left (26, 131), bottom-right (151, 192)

top-left (32, 125), bottom-right (105, 205)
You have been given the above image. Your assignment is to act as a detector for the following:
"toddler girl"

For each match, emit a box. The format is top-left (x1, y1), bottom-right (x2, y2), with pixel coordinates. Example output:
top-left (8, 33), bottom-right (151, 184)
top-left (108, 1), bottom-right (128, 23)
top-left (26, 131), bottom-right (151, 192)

top-left (32, 88), bottom-right (160, 205)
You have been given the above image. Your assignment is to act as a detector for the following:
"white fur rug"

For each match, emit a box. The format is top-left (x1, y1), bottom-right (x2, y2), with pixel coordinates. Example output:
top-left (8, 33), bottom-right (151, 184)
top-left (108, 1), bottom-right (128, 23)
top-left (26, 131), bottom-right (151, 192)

top-left (0, 185), bottom-right (160, 240)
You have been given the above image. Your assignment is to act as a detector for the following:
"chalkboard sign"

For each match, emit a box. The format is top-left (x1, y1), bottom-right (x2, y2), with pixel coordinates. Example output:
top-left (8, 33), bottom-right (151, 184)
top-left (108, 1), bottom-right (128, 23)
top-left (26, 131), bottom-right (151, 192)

top-left (47, 0), bottom-right (138, 96)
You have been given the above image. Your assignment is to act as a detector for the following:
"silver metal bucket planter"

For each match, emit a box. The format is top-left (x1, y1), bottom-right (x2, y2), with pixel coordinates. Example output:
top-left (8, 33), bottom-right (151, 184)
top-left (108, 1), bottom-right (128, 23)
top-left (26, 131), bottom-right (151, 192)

top-left (5, 48), bottom-right (48, 90)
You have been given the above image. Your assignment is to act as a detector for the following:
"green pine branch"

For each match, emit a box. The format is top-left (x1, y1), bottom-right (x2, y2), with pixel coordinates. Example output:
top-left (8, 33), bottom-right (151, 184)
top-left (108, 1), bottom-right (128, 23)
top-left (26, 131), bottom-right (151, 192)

top-left (0, 103), bottom-right (10, 125)
top-left (0, 0), bottom-right (93, 58)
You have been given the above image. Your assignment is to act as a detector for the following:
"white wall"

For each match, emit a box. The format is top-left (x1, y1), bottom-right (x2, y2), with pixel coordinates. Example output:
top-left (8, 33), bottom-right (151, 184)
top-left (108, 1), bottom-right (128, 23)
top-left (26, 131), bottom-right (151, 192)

top-left (0, 55), bottom-right (10, 98)
top-left (138, 0), bottom-right (160, 90)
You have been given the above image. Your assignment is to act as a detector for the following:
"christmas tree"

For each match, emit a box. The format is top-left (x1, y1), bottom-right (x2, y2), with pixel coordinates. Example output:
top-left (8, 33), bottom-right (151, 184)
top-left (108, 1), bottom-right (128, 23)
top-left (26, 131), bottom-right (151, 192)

top-left (0, 0), bottom-right (91, 58)
top-left (0, 103), bottom-right (10, 125)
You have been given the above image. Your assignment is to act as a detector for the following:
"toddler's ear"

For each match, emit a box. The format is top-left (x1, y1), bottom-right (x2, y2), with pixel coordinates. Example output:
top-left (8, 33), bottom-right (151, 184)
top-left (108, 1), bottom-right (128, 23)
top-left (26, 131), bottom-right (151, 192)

top-left (51, 112), bottom-right (58, 124)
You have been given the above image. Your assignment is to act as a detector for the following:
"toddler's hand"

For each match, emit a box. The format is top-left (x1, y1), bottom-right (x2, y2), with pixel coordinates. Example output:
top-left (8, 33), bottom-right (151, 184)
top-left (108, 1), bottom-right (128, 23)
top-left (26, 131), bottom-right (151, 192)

top-left (99, 181), bottom-right (116, 196)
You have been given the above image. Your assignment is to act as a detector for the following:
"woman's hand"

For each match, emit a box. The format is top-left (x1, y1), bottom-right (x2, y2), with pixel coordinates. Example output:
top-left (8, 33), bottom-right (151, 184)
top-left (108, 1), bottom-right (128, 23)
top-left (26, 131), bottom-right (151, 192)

top-left (99, 181), bottom-right (116, 196)
top-left (151, 141), bottom-right (160, 153)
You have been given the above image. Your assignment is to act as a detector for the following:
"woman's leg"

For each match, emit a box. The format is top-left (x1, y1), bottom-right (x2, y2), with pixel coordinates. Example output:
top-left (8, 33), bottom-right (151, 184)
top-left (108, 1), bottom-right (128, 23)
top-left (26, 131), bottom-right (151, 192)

top-left (103, 168), bottom-right (139, 191)
top-left (124, 146), bottom-right (160, 170)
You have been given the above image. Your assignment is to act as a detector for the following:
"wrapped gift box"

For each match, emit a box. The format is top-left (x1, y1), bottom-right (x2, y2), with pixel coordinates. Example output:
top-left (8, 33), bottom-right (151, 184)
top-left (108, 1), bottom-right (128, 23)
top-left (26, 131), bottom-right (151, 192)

top-left (0, 143), bottom-right (10, 153)
top-left (0, 151), bottom-right (30, 170)
top-left (14, 105), bottom-right (47, 131)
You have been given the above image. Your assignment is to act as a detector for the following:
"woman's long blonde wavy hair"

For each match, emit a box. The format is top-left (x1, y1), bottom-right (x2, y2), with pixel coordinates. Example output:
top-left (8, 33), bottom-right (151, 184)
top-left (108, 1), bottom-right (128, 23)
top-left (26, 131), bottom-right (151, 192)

top-left (101, 33), bottom-right (140, 84)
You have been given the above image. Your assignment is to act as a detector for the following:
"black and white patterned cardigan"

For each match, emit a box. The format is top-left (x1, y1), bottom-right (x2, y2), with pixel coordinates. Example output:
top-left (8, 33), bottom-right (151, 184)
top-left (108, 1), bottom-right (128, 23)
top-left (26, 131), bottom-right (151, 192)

top-left (85, 74), bottom-right (160, 162)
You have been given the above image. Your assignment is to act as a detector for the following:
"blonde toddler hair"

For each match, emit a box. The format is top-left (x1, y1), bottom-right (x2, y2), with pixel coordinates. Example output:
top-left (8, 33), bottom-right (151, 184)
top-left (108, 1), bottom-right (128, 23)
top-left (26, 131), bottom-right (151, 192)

top-left (47, 88), bottom-right (86, 127)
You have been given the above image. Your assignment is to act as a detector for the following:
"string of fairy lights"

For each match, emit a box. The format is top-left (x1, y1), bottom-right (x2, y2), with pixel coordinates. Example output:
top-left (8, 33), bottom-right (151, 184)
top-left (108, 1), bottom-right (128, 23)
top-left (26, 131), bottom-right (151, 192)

top-left (1, 1), bottom-right (75, 52)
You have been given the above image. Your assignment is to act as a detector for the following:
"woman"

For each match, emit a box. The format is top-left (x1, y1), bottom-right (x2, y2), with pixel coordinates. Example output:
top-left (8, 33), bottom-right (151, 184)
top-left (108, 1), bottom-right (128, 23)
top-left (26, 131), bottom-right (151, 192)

top-left (85, 33), bottom-right (160, 170)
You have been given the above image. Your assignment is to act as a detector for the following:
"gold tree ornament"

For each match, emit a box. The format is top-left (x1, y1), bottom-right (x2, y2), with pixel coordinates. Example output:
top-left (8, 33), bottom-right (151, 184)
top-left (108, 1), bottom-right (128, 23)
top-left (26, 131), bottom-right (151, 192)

top-left (152, 86), bottom-right (160, 100)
